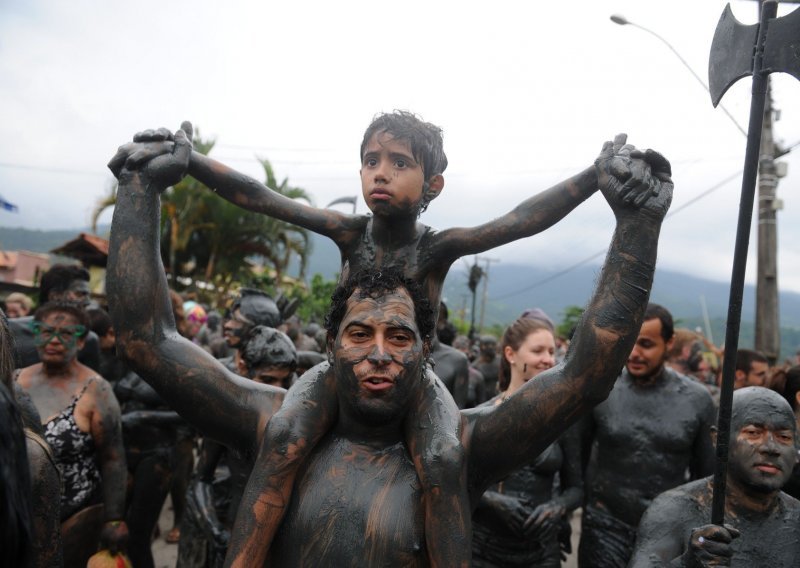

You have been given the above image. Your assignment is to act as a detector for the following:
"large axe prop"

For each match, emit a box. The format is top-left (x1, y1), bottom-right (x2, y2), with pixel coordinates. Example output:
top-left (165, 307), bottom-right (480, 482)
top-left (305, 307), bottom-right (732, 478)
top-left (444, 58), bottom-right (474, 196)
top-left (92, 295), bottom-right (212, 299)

top-left (707, 0), bottom-right (800, 526)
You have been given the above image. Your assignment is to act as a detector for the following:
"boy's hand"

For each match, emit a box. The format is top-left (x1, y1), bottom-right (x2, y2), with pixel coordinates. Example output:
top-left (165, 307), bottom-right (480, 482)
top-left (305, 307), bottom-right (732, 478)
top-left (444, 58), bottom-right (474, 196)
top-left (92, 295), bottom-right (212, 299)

top-left (595, 134), bottom-right (673, 223)
top-left (108, 121), bottom-right (193, 190)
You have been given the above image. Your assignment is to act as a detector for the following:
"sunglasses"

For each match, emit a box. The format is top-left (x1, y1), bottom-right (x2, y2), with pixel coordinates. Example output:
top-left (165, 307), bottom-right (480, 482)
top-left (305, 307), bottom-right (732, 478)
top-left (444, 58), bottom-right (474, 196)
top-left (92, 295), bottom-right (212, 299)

top-left (30, 322), bottom-right (87, 346)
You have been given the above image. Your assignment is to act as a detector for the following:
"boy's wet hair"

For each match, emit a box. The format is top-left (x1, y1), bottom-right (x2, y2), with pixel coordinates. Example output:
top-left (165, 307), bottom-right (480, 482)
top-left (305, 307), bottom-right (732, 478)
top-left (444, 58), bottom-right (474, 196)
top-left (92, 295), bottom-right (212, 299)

top-left (360, 110), bottom-right (448, 182)
top-left (324, 268), bottom-right (435, 348)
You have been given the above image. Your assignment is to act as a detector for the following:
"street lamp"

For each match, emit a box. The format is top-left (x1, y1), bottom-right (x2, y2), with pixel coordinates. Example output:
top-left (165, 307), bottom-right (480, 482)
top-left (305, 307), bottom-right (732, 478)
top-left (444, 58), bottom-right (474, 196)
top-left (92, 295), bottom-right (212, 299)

top-left (610, 14), bottom-right (747, 137)
top-left (612, 12), bottom-right (787, 363)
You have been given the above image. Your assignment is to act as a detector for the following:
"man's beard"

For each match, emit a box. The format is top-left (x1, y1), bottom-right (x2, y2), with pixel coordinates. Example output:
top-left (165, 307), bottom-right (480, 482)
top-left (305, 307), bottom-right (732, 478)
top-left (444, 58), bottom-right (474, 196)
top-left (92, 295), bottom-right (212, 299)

top-left (335, 360), bottom-right (422, 427)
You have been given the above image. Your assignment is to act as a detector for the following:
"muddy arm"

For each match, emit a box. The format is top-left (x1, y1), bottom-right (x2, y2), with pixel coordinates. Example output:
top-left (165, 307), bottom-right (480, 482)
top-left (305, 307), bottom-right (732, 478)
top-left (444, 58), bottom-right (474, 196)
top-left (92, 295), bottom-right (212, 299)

top-left (468, 140), bottom-right (673, 489)
top-left (107, 126), bottom-right (283, 456)
top-left (188, 152), bottom-right (363, 241)
top-left (434, 166), bottom-right (599, 260)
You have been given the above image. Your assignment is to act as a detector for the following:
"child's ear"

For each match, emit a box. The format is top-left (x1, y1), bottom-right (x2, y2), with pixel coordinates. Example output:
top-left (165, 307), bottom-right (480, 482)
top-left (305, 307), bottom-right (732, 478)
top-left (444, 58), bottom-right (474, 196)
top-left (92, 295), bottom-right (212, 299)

top-left (425, 174), bottom-right (445, 202)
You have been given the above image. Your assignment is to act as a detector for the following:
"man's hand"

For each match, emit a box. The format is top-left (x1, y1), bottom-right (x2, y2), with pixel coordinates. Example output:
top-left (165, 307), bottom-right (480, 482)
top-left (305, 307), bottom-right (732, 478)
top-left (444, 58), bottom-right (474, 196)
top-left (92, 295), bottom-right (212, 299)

top-left (681, 524), bottom-right (740, 567)
top-left (107, 121), bottom-right (194, 190)
top-left (595, 134), bottom-right (673, 223)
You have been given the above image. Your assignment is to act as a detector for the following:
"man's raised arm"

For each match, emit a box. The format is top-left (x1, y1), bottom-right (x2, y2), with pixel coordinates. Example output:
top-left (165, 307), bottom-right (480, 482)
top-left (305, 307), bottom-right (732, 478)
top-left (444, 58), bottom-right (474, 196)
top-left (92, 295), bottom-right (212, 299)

top-left (107, 123), bottom-right (281, 456)
top-left (468, 139), bottom-right (673, 488)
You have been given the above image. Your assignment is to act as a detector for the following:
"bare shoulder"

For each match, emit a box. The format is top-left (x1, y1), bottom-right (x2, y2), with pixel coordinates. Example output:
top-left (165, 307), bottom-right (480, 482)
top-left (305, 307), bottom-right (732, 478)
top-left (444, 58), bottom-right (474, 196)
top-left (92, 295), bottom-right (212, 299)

top-left (640, 478), bottom-right (712, 531)
top-left (14, 364), bottom-right (39, 388)
top-left (778, 491), bottom-right (800, 516)
top-left (81, 370), bottom-right (120, 411)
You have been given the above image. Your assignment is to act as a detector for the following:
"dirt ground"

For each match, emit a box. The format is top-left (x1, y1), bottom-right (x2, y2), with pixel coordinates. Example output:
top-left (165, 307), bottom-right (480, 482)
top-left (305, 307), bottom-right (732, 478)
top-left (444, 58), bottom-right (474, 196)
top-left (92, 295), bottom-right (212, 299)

top-left (151, 500), bottom-right (581, 568)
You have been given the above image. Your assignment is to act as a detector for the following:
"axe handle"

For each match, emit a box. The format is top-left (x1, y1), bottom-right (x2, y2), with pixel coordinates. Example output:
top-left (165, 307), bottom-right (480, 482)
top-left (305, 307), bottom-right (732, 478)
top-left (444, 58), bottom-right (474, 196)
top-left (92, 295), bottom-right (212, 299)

top-left (710, 0), bottom-right (777, 527)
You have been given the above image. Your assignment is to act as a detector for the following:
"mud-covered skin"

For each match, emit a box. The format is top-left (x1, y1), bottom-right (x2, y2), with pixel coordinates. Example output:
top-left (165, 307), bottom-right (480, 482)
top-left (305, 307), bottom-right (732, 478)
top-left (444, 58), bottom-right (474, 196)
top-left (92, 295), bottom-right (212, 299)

top-left (629, 388), bottom-right (800, 567)
top-left (114, 124), bottom-right (617, 568)
top-left (115, 373), bottom-right (185, 568)
top-left (108, 127), bottom-right (672, 566)
top-left (584, 367), bottom-right (716, 525)
top-left (16, 313), bottom-right (128, 550)
top-left (24, 429), bottom-right (63, 567)
top-left (431, 339), bottom-right (469, 407)
top-left (472, 420), bottom-right (583, 567)
top-left (579, 366), bottom-right (715, 566)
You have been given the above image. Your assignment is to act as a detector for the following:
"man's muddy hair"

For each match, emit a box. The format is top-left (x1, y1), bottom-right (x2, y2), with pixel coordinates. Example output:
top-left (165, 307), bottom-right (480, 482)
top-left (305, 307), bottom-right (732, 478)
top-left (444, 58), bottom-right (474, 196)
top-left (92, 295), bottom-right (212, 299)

top-left (324, 268), bottom-right (435, 346)
top-left (360, 111), bottom-right (447, 212)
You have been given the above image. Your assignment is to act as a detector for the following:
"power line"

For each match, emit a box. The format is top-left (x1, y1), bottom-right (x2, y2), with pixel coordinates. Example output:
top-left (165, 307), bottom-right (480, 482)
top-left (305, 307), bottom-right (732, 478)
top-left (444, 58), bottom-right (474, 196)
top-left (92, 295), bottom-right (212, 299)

top-left (492, 169), bottom-right (744, 301)
top-left (0, 161), bottom-right (108, 177)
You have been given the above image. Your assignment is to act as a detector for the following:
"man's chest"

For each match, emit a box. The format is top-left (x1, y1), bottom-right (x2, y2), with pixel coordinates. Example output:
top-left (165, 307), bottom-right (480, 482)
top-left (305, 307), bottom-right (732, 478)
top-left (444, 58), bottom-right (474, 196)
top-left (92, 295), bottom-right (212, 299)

top-left (270, 437), bottom-right (427, 567)
top-left (594, 387), bottom-right (703, 453)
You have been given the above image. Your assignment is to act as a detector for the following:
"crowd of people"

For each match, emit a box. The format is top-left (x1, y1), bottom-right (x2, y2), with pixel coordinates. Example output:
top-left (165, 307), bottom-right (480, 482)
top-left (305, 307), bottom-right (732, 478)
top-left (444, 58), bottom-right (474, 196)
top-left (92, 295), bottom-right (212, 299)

top-left (3, 262), bottom-right (800, 567)
top-left (1, 110), bottom-right (799, 567)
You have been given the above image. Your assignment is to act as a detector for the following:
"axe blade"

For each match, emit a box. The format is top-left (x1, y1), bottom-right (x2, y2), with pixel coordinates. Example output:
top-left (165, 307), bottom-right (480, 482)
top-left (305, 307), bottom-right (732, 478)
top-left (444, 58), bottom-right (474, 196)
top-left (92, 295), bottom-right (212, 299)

top-left (763, 6), bottom-right (800, 83)
top-left (709, 4), bottom-right (759, 108)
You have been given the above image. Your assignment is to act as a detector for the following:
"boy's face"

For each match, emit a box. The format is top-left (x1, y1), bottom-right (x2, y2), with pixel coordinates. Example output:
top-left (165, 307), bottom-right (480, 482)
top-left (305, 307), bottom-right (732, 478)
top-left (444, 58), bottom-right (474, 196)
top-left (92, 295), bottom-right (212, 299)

top-left (360, 132), bottom-right (441, 217)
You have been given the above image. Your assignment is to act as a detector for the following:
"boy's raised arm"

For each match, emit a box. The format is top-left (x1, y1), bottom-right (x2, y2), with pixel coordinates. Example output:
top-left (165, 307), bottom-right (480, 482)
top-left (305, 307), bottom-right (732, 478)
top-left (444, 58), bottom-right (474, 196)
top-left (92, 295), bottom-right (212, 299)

top-left (433, 135), bottom-right (655, 261)
top-left (107, 124), bottom-right (283, 456)
top-left (466, 137), bottom-right (673, 489)
top-left (118, 122), bottom-right (362, 242)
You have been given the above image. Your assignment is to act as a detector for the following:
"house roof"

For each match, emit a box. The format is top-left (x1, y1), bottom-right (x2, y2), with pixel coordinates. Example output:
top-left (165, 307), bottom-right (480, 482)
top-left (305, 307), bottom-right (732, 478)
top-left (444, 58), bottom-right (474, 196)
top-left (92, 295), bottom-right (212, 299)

top-left (51, 233), bottom-right (109, 267)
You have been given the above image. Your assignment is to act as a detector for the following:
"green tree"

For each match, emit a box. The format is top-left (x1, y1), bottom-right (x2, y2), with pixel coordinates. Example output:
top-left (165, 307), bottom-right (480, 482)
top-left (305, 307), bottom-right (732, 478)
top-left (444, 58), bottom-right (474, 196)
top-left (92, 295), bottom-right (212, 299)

top-left (91, 131), bottom-right (314, 304)
top-left (288, 273), bottom-right (339, 324)
top-left (557, 305), bottom-right (585, 339)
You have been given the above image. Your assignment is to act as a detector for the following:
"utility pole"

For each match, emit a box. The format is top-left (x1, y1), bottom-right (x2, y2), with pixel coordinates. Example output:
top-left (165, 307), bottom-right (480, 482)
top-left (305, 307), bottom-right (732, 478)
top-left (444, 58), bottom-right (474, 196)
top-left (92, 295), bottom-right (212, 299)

top-left (751, 0), bottom-right (798, 363)
top-left (613, 2), bottom-right (799, 362)
top-left (755, 85), bottom-right (782, 364)
top-left (477, 256), bottom-right (500, 332)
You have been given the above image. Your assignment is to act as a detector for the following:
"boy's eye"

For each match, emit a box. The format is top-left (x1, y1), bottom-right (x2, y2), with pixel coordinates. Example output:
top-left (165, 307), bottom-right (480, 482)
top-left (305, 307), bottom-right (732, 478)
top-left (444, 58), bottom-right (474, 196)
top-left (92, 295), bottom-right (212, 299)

top-left (395, 159), bottom-right (407, 168)
top-left (365, 158), bottom-right (377, 167)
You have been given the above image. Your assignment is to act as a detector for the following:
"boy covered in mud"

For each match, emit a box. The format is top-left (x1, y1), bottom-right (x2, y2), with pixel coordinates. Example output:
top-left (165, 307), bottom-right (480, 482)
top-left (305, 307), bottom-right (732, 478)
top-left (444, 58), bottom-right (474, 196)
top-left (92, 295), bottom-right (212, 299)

top-left (115, 112), bottom-right (667, 565)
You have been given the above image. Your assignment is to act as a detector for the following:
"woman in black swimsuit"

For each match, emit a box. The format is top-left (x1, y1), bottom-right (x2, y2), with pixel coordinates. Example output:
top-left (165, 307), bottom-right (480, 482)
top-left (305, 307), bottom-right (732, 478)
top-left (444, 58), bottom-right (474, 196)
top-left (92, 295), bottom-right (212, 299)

top-left (16, 302), bottom-right (128, 566)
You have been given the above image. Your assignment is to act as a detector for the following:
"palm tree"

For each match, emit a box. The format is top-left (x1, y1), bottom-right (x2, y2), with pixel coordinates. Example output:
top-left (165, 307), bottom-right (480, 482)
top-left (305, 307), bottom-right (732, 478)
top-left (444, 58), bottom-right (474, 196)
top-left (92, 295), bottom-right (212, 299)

top-left (89, 133), bottom-right (314, 297)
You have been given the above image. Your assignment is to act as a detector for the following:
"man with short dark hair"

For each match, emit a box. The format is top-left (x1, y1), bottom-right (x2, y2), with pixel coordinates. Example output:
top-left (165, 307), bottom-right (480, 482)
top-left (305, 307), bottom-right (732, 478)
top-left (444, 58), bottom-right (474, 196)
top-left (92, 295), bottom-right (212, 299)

top-left (734, 348), bottom-right (769, 390)
top-left (629, 387), bottom-right (800, 567)
top-left (579, 303), bottom-right (716, 568)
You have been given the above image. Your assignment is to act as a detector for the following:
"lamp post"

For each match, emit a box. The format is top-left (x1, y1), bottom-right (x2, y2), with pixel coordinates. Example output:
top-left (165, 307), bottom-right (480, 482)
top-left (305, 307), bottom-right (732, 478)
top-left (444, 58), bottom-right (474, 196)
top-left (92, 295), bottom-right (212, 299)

top-left (610, 14), bottom-right (747, 137)
top-left (611, 12), bottom-right (784, 363)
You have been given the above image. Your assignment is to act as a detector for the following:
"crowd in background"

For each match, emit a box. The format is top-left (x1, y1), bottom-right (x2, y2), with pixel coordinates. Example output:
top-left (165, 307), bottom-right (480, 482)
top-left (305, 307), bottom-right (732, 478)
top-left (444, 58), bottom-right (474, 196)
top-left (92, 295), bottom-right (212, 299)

top-left (2, 262), bottom-right (800, 567)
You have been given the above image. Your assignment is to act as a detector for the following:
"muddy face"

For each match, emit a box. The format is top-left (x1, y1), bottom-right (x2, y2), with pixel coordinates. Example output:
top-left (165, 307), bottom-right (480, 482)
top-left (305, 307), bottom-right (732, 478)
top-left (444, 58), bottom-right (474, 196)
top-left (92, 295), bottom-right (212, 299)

top-left (360, 132), bottom-right (427, 219)
top-left (331, 287), bottom-right (426, 426)
top-left (33, 311), bottom-right (86, 365)
top-left (728, 387), bottom-right (799, 493)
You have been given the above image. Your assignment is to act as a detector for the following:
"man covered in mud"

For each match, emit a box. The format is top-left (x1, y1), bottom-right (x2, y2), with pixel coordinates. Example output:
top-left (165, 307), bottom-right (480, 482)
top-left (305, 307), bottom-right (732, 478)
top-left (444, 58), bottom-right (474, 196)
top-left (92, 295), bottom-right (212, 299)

top-left (629, 387), bottom-right (800, 567)
top-left (106, 125), bottom-right (673, 565)
top-left (579, 303), bottom-right (716, 568)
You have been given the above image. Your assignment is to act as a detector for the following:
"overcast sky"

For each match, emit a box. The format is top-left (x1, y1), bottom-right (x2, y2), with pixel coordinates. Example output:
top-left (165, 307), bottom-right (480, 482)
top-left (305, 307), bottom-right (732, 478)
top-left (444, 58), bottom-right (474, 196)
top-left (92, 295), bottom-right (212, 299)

top-left (2, 0), bottom-right (800, 297)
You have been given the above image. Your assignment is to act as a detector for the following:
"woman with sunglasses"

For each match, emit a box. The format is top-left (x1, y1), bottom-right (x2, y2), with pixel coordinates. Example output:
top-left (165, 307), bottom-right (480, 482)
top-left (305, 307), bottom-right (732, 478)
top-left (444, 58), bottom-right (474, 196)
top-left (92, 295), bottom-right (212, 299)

top-left (16, 301), bottom-right (128, 566)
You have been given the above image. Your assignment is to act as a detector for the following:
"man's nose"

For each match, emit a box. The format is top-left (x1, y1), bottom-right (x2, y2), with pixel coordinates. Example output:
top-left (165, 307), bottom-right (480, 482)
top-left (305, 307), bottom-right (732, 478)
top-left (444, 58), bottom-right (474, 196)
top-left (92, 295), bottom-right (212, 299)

top-left (366, 341), bottom-right (392, 365)
top-left (760, 433), bottom-right (781, 454)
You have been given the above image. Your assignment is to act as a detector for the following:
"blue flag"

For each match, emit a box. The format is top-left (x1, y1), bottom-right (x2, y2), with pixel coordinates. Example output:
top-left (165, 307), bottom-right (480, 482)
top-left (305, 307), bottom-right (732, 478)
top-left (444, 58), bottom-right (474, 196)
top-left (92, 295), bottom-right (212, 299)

top-left (0, 195), bottom-right (18, 212)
